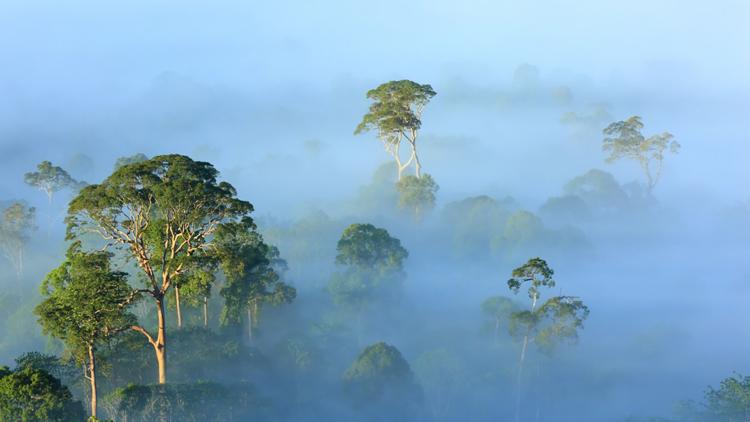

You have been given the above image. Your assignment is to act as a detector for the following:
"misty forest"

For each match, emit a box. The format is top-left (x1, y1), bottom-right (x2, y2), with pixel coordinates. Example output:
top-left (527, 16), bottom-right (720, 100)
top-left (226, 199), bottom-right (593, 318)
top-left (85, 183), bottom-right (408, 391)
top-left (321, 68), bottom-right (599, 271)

top-left (1, 2), bottom-right (748, 422)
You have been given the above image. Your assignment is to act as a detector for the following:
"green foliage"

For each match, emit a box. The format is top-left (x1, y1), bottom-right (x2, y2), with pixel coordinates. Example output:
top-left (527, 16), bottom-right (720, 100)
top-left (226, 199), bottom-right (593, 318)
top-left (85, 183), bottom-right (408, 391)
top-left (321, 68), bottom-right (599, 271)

top-left (113, 153), bottom-right (149, 170)
top-left (214, 221), bottom-right (295, 329)
top-left (13, 352), bottom-right (77, 384)
top-left (505, 258), bottom-right (589, 355)
top-left (65, 154), bottom-right (254, 382)
top-left (539, 195), bottom-right (591, 224)
top-left (704, 374), bottom-right (750, 421)
top-left (602, 116), bottom-right (680, 192)
top-left (0, 366), bottom-right (85, 422)
top-left (0, 202), bottom-right (36, 276)
top-left (334, 223), bottom-right (408, 271)
top-left (355, 80), bottom-right (437, 179)
top-left (441, 195), bottom-right (516, 258)
top-left (329, 224), bottom-right (408, 308)
top-left (491, 211), bottom-right (545, 258)
top-left (24, 160), bottom-right (84, 203)
top-left (35, 243), bottom-right (136, 361)
top-left (354, 80), bottom-right (436, 139)
top-left (507, 257), bottom-right (555, 301)
top-left (103, 381), bottom-right (267, 421)
top-left (343, 342), bottom-right (422, 405)
top-left (396, 173), bottom-right (439, 221)
top-left (564, 169), bottom-right (627, 206)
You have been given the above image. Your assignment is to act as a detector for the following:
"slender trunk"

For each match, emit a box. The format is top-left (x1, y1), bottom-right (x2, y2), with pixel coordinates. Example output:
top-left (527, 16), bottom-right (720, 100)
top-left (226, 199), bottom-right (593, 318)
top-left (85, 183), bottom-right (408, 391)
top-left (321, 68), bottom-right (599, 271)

top-left (515, 334), bottom-right (529, 422)
top-left (413, 149), bottom-right (421, 178)
top-left (88, 345), bottom-right (97, 419)
top-left (516, 294), bottom-right (538, 422)
top-left (409, 130), bottom-right (421, 178)
top-left (203, 296), bottom-right (208, 327)
top-left (174, 286), bottom-right (182, 328)
top-left (155, 296), bottom-right (167, 384)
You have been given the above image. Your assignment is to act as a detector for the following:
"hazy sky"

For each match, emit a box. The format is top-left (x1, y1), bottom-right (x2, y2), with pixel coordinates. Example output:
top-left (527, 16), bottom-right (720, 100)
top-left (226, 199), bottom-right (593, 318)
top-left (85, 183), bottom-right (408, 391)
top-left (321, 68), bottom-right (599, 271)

top-left (1, 1), bottom-right (748, 212)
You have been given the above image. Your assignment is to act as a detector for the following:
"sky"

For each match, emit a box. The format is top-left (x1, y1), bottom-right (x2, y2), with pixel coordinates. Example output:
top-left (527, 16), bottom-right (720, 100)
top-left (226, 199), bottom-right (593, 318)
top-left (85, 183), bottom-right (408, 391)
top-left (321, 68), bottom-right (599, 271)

top-left (0, 0), bottom-right (748, 213)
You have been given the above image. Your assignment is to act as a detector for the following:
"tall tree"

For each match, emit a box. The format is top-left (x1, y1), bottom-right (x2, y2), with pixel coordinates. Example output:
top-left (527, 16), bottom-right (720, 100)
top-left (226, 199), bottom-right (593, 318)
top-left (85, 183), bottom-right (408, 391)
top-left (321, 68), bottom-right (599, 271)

top-left (355, 80), bottom-right (436, 180)
top-left (35, 243), bottom-right (135, 419)
top-left (65, 154), bottom-right (252, 384)
top-left (396, 173), bottom-right (439, 222)
top-left (328, 224), bottom-right (408, 341)
top-left (0, 202), bottom-right (36, 277)
top-left (505, 257), bottom-right (589, 422)
top-left (215, 220), bottom-right (296, 340)
top-left (602, 116), bottom-right (680, 194)
top-left (24, 161), bottom-right (84, 204)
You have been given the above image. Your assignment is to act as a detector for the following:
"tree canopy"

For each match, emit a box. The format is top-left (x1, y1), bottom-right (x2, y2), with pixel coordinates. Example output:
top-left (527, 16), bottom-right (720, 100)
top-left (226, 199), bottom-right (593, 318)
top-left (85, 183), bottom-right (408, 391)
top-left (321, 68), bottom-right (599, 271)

top-left (602, 116), bottom-right (680, 193)
top-left (396, 173), bottom-right (439, 221)
top-left (65, 154), bottom-right (253, 384)
top-left (24, 161), bottom-right (84, 203)
top-left (0, 202), bottom-right (36, 277)
top-left (0, 366), bottom-right (85, 422)
top-left (355, 80), bottom-right (436, 179)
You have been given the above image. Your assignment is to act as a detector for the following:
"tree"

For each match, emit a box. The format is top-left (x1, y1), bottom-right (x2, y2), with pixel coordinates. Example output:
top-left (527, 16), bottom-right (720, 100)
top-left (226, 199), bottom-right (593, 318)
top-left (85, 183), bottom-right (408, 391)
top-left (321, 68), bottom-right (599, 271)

top-left (703, 374), bottom-right (750, 421)
top-left (24, 161), bottom-right (84, 204)
top-left (35, 243), bottom-right (136, 419)
top-left (334, 223), bottom-right (408, 271)
top-left (505, 257), bottom-right (589, 422)
top-left (328, 224), bottom-right (408, 340)
top-left (65, 154), bottom-right (252, 384)
top-left (396, 173), bottom-right (439, 221)
top-left (114, 153), bottom-right (149, 170)
top-left (0, 365), bottom-right (85, 422)
top-left (0, 202), bottom-right (36, 277)
top-left (481, 296), bottom-right (519, 344)
top-left (355, 80), bottom-right (436, 180)
top-left (563, 169), bottom-right (628, 211)
top-left (343, 342), bottom-right (422, 411)
top-left (602, 116), bottom-right (680, 194)
top-left (441, 195), bottom-right (516, 259)
top-left (215, 221), bottom-right (296, 341)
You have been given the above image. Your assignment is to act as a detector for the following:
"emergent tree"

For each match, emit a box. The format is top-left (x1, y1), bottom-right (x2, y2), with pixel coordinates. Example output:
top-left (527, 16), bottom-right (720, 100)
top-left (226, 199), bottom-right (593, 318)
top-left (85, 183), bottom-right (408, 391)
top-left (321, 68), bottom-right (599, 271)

top-left (65, 154), bottom-right (253, 384)
top-left (602, 116), bottom-right (680, 194)
top-left (355, 80), bottom-right (436, 180)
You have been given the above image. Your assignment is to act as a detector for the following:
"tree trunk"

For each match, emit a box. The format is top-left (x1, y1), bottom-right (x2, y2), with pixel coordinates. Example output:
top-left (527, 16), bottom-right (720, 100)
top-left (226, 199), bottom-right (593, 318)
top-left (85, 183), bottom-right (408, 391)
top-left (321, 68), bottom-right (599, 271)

top-left (516, 294), bottom-right (537, 422)
top-left (174, 286), bottom-right (183, 328)
top-left (155, 297), bottom-right (167, 384)
top-left (88, 345), bottom-right (98, 419)
top-left (414, 149), bottom-right (422, 178)
top-left (515, 334), bottom-right (529, 422)
top-left (203, 296), bottom-right (208, 327)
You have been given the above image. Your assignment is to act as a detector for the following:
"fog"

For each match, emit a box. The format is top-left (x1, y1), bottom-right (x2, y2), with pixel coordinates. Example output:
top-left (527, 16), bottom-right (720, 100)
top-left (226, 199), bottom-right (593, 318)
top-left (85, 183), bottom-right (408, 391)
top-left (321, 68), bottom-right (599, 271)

top-left (1, 1), bottom-right (748, 421)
